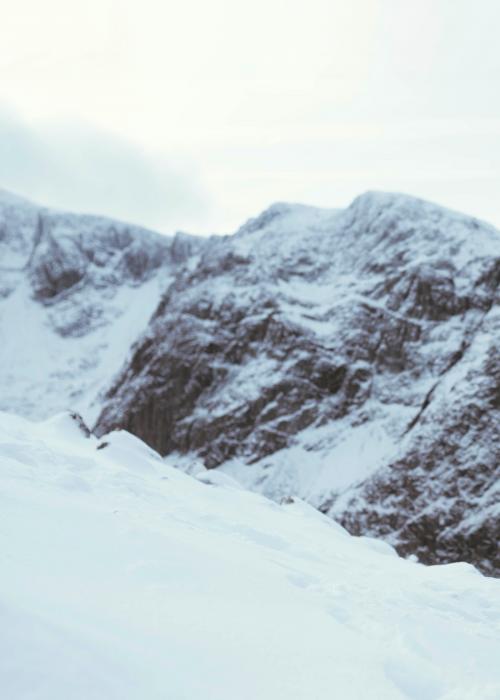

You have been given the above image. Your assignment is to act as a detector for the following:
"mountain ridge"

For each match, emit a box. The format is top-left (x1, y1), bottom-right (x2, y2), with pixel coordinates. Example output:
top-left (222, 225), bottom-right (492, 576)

top-left (1, 188), bottom-right (499, 574)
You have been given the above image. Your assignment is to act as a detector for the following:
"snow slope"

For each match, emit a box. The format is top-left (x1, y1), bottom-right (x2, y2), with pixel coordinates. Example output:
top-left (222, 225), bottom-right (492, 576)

top-left (0, 276), bottom-right (168, 423)
top-left (0, 189), bottom-right (205, 423)
top-left (1, 410), bottom-right (499, 699)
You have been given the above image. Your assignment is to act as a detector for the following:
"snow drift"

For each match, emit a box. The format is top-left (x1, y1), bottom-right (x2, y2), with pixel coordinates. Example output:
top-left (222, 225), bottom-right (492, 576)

top-left (1, 411), bottom-right (499, 699)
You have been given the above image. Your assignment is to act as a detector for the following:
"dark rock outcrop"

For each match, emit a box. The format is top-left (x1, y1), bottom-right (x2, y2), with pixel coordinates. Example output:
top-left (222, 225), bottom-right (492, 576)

top-left (0, 189), bottom-right (207, 418)
top-left (93, 193), bottom-right (500, 574)
top-left (2, 188), bottom-right (499, 575)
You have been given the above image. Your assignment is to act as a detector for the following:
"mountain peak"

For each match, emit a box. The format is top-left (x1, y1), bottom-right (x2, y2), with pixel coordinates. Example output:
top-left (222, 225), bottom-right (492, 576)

top-left (1, 190), bottom-right (499, 576)
top-left (236, 201), bottom-right (337, 237)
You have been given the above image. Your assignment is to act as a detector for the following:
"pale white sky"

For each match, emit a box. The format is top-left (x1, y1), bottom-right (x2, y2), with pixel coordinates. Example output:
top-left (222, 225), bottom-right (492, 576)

top-left (1, 0), bottom-right (499, 233)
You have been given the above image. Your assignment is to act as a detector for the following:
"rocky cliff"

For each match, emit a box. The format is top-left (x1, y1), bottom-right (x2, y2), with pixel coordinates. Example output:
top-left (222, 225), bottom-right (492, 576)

top-left (94, 193), bottom-right (500, 575)
top-left (1, 189), bottom-right (498, 574)
top-left (0, 190), bottom-right (206, 421)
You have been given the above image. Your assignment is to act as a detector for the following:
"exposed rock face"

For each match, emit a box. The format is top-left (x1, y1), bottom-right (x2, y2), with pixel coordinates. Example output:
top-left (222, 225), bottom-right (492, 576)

top-left (0, 190), bottom-right (207, 421)
top-left (336, 318), bottom-right (500, 576)
top-left (2, 188), bottom-right (499, 575)
top-left (94, 194), bottom-right (500, 575)
top-left (27, 212), bottom-right (172, 300)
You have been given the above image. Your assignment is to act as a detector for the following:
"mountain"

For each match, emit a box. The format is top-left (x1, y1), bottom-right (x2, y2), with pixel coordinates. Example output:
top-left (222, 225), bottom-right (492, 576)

top-left (94, 192), bottom-right (500, 575)
top-left (0, 189), bottom-right (207, 423)
top-left (1, 189), bottom-right (499, 575)
top-left (2, 410), bottom-right (499, 699)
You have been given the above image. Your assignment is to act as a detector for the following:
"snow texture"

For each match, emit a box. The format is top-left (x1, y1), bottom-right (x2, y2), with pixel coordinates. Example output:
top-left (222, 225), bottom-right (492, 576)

top-left (1, 410), bottom-right (499, 699)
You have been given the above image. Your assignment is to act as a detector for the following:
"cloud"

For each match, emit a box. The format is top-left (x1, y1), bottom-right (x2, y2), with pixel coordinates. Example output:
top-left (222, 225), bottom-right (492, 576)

top-left (0, 107), bottom-right (209, 233)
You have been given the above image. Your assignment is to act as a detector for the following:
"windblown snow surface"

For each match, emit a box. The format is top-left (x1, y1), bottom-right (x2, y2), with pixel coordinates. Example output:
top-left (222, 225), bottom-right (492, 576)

top-left (1, 411), bottom-right (499, 699)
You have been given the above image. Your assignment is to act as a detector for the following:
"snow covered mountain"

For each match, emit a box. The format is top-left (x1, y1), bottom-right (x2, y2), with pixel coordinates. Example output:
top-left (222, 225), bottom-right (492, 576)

top-left (2, 410), bottom-right (499, 699)
top-left (94, 193), bottom-right (500, 576)
top-left (0, 189), bottom-right (206, 423)
top-left (1, 189), bottom-right (499, 575)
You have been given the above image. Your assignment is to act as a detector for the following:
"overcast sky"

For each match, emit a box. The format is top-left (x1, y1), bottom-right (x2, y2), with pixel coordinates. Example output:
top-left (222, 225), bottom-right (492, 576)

top-left (1, 0), bottom-right (499, 234)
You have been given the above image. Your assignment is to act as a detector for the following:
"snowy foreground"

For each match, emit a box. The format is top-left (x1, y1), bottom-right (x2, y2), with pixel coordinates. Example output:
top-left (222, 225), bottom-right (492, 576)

top-left (1, 412), bottom-right (499, 700)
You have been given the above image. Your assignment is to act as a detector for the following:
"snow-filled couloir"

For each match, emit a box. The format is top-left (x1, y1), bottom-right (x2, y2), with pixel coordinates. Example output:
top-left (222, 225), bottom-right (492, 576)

top-left (0, 189), bottom-right (207, 424)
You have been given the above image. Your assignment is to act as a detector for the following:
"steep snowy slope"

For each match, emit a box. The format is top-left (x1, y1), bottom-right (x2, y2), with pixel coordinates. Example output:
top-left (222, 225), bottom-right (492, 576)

top-left (2, 189), bottom-right (498, 575)
top-left (0, 190), bottom-right (205, 423)
top-left (1, 411), bottom-right (499, 700)
top-left (95, 193), bottom-right (500, 575)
